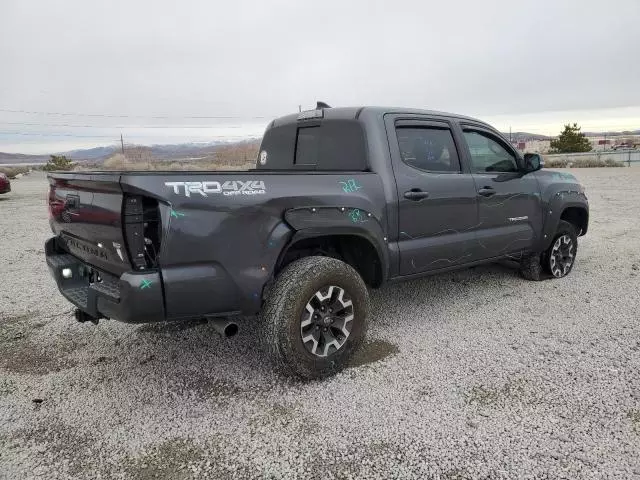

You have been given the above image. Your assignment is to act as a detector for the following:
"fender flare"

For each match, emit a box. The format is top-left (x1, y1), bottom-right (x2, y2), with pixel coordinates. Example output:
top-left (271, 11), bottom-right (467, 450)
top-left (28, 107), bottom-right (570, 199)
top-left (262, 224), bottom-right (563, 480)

top-left (540, 191), bottom-right (588, 251)
top-left (278, 206), bottom-right (389, 284)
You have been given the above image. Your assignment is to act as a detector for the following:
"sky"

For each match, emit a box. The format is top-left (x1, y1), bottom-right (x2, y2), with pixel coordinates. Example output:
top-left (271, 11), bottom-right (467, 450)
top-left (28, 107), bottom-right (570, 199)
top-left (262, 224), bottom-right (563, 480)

top-left (1, 0), bottom-right (640, 154)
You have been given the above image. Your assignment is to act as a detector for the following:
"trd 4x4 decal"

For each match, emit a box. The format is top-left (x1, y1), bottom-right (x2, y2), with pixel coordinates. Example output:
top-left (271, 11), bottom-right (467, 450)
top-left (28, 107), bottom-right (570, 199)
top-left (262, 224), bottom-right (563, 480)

top-left (165, 180), bottom-right (266, 197)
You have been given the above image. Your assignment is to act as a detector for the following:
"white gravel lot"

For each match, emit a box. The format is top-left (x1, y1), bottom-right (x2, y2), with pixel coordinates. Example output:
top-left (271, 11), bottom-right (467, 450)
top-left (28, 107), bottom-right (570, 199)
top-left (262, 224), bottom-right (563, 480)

top-left (0, 168), bottom-right (639, 480)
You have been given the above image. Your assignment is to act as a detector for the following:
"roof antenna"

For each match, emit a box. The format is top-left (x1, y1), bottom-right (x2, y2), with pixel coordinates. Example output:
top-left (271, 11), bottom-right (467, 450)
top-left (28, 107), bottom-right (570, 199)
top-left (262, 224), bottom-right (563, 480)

top-left (316, 101), bottom-right (331, 109)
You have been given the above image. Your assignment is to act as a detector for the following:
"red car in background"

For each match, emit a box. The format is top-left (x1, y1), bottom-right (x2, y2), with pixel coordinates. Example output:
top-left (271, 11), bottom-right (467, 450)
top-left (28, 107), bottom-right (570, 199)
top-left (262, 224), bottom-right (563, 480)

top-left (0, 173), bottom-right (11, 194)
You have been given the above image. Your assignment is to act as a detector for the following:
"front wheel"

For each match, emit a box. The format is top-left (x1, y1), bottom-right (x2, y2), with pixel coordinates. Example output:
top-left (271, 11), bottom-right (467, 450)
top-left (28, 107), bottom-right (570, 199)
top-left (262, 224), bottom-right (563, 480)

top-left (261, 256), bottom-right (370, 379)
top-left (543, 220), bottom-right (578, 278)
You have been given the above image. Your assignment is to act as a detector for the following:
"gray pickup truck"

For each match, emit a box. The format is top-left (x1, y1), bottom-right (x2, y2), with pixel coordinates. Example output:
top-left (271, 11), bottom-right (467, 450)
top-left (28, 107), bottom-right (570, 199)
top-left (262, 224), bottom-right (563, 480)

top-left (45, 105), bottom-right (589, 378)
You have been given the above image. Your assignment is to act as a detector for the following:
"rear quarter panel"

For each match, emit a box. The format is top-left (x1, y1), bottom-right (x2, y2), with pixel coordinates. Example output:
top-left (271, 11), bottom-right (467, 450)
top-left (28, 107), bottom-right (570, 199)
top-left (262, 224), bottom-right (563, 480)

top-left (121, 172), bottom-right (387, 318)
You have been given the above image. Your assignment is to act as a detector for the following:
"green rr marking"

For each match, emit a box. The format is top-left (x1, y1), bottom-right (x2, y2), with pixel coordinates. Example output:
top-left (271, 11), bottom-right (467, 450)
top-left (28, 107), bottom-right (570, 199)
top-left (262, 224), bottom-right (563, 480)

top-left (348, 208), bottom-right (368, 223)
top-left (339, 179), bottom-right (362, 193)
top-left (140, 279), bottom-right (152, 289)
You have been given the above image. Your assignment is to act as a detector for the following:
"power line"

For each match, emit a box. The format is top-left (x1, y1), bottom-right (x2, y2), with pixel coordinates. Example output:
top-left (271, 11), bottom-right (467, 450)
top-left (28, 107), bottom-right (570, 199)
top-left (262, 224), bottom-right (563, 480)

top-left (0, 121), bottom-right (249, 129)
top-left (0, 131), bottom-right (118, 138)
top-left (0, 108), bottom-right (274, 120)
top-left (0, 131), bottom-right (261, 139)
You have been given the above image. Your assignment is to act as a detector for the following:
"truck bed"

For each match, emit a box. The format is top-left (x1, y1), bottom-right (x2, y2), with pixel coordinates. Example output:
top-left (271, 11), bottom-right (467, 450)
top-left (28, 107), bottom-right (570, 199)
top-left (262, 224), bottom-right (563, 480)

top-left (47, 169), bottom-right (386, 321)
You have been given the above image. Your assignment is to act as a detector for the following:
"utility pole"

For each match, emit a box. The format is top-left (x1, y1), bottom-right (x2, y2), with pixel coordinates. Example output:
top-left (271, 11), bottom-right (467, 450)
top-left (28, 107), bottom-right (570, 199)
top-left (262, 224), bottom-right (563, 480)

top-left (298, 105), bottom-right (302, 113)
top-left (509, 126), bottom-right (512, 142)
top-left (120, 133), bottom-right (125, 155)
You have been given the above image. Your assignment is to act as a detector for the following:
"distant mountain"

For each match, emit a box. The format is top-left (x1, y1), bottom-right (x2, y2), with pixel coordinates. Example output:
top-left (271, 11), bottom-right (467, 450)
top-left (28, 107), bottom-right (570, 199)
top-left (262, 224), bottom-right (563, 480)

top-left (65, 146), bottom-right (118, 160)
top-left (500, 132), bottom-right (552, 141)
top-left (0, 152), bottom-right (50, 164)
top-left (583, 130), bottom-right (640, 137)
top-left (0, 138), bottom-right (262, 165)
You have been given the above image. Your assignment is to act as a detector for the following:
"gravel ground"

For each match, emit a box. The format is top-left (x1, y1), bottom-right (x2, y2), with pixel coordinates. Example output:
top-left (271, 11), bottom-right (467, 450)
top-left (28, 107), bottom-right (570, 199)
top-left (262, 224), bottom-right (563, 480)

top-left (1, 169), bottom-right (639, 480)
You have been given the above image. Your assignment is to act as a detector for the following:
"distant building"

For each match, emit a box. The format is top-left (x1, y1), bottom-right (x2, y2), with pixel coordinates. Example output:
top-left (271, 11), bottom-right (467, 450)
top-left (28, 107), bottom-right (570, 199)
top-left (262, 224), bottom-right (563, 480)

top-left (512, 139), bottom-right (551, 154)
top-left (591, 137), bottom-right (612, 151)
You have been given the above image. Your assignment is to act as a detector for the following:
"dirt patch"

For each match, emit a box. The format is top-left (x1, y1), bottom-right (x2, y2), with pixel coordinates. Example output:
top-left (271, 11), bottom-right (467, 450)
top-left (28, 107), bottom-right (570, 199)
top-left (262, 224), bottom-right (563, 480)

top-left (443, 468), bottom-right (475, 480)
top-left (168, 375), bottom-right (243, 400)
top-left (348, 339), bottom-right (399, 368)
top-left (122, 438), bottom-right (206, 480)
top-left (0, 314), bottom-right (78, 374)
top-left (7, 421), bottom-right (98, 477)
top-left (0, 312), bottom-right (76, 375)
top-left (464, 378), bottom-right (534, 408)
top-left (0, 312), bottom-right (39, 344)
top-left (0, 378), bottom-right (16, 397)
top-left (248, 402), bottom-right (296, 431)
top-left (246, 400), bottom-right (326, 441)
top-left (628, 410), bottom-right (640, 434)
top-left (2, 344), bottom-right (75, 377)
top-left (0, 343), bottom-right (78, 375)
top-left (137, 318), bottom-right (209, 334)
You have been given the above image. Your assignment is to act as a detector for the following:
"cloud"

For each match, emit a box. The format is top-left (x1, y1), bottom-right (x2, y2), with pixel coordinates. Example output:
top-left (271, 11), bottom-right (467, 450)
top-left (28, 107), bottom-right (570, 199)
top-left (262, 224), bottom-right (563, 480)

top-left (1, 0), bottom-right (639, 152)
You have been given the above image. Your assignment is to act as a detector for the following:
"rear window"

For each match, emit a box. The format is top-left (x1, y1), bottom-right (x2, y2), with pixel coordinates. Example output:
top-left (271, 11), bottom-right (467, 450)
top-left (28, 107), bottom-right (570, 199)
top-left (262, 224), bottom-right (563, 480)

top-left (258, 119), bottom-right (367, 171)
top-left (295, 126), bottom-right (320, 166)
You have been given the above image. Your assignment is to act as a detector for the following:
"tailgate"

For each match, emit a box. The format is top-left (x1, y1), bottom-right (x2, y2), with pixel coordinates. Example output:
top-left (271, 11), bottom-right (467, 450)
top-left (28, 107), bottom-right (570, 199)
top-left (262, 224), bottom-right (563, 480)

top-left (48, 173), bottom-right (150, 276)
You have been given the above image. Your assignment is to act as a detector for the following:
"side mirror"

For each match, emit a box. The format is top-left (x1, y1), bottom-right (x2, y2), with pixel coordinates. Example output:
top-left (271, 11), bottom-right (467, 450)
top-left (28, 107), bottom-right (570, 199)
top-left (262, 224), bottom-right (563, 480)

top-left (524, 153), bottom-right (544, 172)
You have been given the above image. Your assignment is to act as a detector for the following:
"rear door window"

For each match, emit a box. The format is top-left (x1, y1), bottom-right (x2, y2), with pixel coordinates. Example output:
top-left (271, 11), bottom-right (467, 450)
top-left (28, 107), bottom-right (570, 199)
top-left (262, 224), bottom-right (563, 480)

top-left (396, 126), bottom-right (461, 172)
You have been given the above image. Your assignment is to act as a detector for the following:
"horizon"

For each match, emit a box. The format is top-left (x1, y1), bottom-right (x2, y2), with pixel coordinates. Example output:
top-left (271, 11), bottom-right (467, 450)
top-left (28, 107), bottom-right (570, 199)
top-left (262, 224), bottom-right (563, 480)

top-left (2, 105), bottom-right (640, 155)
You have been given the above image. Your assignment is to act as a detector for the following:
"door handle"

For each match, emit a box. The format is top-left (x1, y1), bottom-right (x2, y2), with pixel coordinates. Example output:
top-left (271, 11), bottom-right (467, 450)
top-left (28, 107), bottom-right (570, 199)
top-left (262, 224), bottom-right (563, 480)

top-left (404, 189), bottom-right (430, 201)
top-left (477, 187), bottom-right (496, 197)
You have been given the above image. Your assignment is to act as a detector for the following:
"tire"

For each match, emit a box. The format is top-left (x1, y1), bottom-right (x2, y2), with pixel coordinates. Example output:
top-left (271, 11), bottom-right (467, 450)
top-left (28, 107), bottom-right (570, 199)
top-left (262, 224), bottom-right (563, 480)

top-left (519, 252), bottom-right (543, 281)
top-left (542, 220), bottom-right (578, 278)
top-left (261, 256), bottom-right (370, 379)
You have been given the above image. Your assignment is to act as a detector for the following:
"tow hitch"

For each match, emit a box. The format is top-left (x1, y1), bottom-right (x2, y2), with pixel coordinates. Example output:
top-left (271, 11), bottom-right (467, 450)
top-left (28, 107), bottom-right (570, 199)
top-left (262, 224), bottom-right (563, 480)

top-left (74, 308), bottom-right (101, 325)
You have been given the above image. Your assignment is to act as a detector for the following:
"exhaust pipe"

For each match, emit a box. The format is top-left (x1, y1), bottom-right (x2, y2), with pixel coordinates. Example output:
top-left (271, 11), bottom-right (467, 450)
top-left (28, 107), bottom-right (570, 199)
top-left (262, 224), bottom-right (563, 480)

top-left (209, 318), bottom-right (239, 338)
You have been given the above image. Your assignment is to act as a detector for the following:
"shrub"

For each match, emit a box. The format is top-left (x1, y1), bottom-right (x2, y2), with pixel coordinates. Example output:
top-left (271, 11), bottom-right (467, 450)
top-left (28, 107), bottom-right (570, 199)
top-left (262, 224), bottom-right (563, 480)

top-left (544, 157), bottom-right (569, 168)
top-left (0, 166), bottom-right (30, 179)
top-left (42, 155), bottom-right (73, 171)
top-left (544, 156), bottom-right (625, 168)
top-left (103, 153), bottom-right (127, 170)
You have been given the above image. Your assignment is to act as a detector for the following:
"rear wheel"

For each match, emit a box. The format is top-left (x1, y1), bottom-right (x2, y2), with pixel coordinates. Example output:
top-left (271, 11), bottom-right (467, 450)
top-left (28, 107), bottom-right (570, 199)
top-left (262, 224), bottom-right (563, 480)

top-left (261, 256), bottom-right (369, 379)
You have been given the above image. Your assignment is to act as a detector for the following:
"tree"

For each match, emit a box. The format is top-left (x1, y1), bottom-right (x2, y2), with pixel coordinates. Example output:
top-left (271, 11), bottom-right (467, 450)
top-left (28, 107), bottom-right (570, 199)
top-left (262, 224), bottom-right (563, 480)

top-left (42, 155), bottom-right (74, 171)
top-left (549, 123), bottom-right (592, 153)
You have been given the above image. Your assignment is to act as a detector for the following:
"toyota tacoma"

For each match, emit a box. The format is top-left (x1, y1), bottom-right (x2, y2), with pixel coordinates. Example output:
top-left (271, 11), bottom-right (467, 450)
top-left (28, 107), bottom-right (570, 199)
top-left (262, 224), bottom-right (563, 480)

top-left (45, 105), bottom-right (589, 378)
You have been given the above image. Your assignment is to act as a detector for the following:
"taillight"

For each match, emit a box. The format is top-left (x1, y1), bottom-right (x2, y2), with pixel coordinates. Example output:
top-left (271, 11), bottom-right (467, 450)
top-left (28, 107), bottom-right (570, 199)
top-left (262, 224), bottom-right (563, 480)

top-left (123, 195), bottom-right (161, 270)
top-left (48, 184), bottom-right (64, 219)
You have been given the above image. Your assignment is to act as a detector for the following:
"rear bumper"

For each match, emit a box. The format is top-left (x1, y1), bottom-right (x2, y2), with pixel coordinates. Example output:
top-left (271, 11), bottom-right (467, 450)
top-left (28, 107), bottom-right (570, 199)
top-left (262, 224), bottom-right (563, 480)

top-left (45, 238), bottom-right (165, 323)
top-left (0, 181), bottom-right (10, 194)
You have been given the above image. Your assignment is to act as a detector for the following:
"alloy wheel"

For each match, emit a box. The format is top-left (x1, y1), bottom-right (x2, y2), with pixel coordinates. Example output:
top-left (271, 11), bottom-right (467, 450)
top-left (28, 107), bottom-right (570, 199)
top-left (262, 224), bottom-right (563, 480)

top-left (549, 234), bottom-right (575, 278)
top-left (300, 285), bottom-right (354, 358)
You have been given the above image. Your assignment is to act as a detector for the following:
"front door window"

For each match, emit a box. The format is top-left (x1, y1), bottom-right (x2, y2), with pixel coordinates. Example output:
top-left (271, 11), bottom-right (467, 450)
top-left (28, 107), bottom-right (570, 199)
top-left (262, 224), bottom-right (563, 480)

top-left (463, 130), bottom-right (519, 173)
